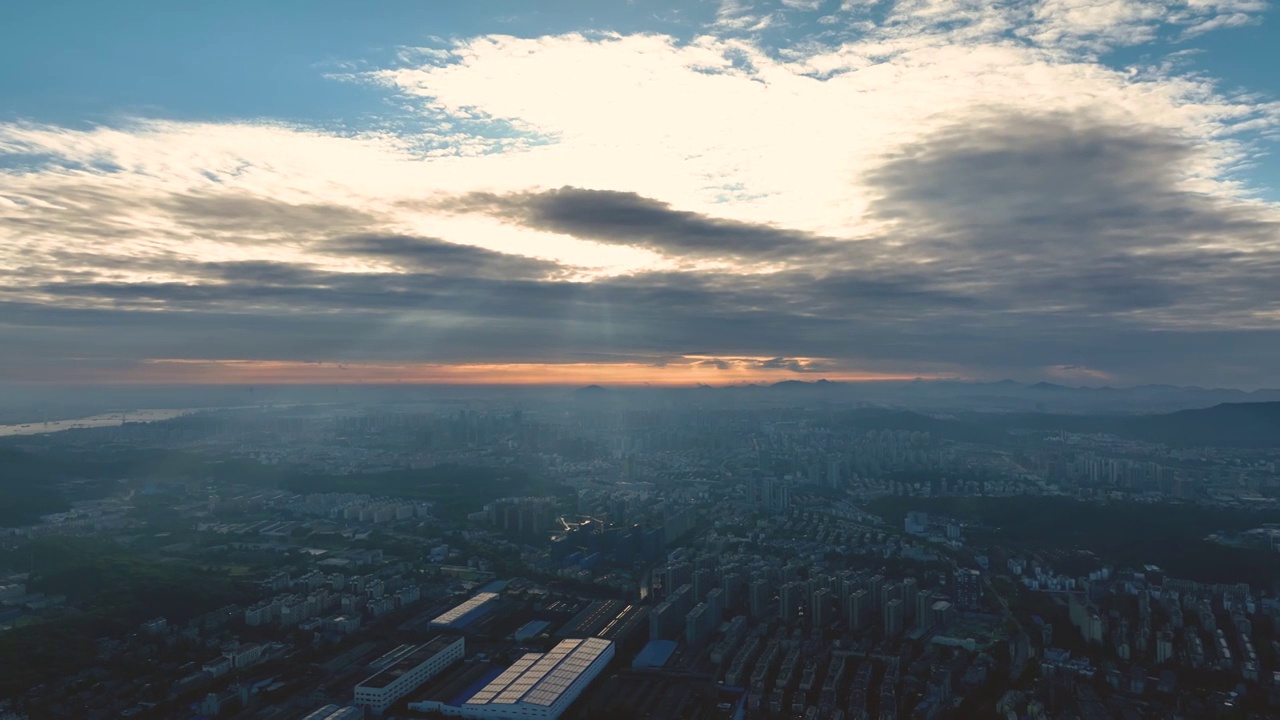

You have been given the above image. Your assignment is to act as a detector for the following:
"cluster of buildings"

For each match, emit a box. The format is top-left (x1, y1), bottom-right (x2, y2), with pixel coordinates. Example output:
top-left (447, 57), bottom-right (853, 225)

top-left (306, 592), bottom-right (621, 719)
top-left (479, 497), bottom-right (560, 536)
top-left (242, 570), bottom-right (424, 629)
top-left (277, 493), bottom-right (433, 523)
top-left (7, 397), bottom-right (1280, 719)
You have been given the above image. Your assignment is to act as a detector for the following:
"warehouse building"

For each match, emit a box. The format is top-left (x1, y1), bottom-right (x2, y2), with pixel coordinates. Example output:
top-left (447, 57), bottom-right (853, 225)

top-left (457, 637), bottom-right (614, 719)
top-left (430, 592), bottom-right (500, 630)
top-left (354, 636), bottom-right (465, 714)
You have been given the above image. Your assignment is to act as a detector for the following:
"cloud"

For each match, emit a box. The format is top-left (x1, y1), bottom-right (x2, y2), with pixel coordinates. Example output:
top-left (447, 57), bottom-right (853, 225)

top-left (1, 10), bottom-right (1279, 386)
top-left (819, 0), bottom-right (1270, 53)
top-left (863, 111), bottom-right (1280, 323)
top-left (780, 0), bottom-right (825, 9)
top-left (436, 186), bottom-right (843, 262)
top-left (1047, 364), bottom-right (1115, 382)
top-left (157, 193), bottom-right (382, 236)
top-left (326, 234), bottom-right (567, 278)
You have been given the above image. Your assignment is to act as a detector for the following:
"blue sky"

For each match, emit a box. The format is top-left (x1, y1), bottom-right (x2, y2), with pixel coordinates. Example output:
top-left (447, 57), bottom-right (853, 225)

top-left (2, 0), bottom-right (1279, 387)
top-left (7, 2), bottom-right (1274, 173)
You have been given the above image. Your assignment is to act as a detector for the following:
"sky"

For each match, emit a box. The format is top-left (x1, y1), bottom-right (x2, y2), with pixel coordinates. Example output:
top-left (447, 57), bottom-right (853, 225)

top-left (1, 0), bottom-right (1279, 388)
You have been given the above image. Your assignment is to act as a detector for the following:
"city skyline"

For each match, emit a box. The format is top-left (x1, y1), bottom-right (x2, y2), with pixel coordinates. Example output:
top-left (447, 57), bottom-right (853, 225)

top-left (3, 0), bottom-right (1280, 387)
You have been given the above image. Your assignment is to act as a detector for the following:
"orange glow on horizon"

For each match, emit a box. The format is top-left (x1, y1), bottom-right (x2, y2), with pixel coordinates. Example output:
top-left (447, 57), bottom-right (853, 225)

top-left (39, 358), bottom-right (957, 386)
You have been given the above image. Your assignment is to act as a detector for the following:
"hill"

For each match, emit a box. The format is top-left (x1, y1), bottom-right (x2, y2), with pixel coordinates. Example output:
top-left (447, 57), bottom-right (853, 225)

top-left (989, 402), bottom-right (1280, 447)
top-left (1128, 401), bottom-right (1280, 447)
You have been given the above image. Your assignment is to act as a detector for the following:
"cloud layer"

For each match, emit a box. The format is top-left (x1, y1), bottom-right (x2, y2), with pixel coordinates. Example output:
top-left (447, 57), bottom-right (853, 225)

top-left (2, 2), bottom-right (1279, 387)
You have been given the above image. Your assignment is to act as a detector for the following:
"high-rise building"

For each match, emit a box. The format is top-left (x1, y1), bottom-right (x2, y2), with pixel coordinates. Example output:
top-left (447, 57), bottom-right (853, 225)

top-left (838, 571), bottom-right (858, 608)
top-left (686, 602), bottom-right (716, 646)
top-left (916, 592), bottom-right (936, 632)
top-left (665, 563), bottom-right (693, 596)
top-left (955, 569), bottom-right (982, 611)
top-left (693, 568), bottom-right (715, 602)
top-left (865, 575), bottom-right (885, 612)
top-left (1156, 630), bottom-right (1174, 664)
top-left (783, 564), bottom-right (803, 584)
top-left (847, 589), bottom-right (869, 631)
top-left (812, 587), bottom-right (834, 629)
top-left (669, 584), bottom-right (694, 618)
top-left (750, 579), bottom-right (772, 619)
top-left (649, 600), bottom-right (681, 641)
top-left (485, 497), bottom-right (558, 536)
top-left (883, 599), bottom-right (904, 636)
top-left (881, 582), bottom-right (902, 614)
top-left (706, 588), bottom-right (724, 619)
top-left (722, 572), bottom-right (745, 610)
top-left (1087, 613), bottom-right (1104, 645)
top-left (901, 578), bottom-right (918, 623)
top-left (746, 476), bottom-right (791, 514)
top-left (931, 600), bottom-right (954, 629)
top-left (780, 581), bottom-right (805, 623)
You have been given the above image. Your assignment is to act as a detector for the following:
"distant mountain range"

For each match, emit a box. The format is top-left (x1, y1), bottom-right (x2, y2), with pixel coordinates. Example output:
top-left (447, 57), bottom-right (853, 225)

top-left (571, 381), bottom-right (1280, 447)
top-left (985, 401), bottom-right (1280, 448)
top-left (574, 379), bottom-right (1280, 415)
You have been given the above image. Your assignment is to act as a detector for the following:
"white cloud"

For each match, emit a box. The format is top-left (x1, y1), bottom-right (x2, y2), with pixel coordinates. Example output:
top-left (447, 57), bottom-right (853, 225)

top-left (713, 0), bottom-right (765, 28)
top-left (1, 6), bottom-right (1276, 323)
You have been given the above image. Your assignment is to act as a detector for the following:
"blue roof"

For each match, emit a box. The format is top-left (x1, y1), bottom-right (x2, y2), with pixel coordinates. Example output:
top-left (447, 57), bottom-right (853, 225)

top-left (514, 620), bottom-right (551, 640)
top-left (477, 580), bottom-right (509, 594)
top-left (632, 640), bottom-right (678, 669)
top-left (450, 666), bottom-right (506, 707)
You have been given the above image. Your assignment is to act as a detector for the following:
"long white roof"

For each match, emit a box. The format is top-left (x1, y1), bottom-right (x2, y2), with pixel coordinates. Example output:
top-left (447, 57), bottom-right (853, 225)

top-left (430, 592), bottom-right (499, 626)
top-left (465, 637), bottom-right (612, 708)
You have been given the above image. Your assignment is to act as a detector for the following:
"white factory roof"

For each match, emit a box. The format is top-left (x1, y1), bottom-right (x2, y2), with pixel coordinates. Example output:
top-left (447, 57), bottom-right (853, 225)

top-left (465, 637), bottom-right (613, 708)
top-left (430, 592), bottom-right (499, 626)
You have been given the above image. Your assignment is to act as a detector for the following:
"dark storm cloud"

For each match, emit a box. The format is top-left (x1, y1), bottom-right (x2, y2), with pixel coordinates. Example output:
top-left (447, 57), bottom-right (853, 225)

top-left (434, 186), bottom-right (844, 262)
top-left (326, 234), bottom-right (564, 278)
top-left (863, 112), bottom-right (1280, 320)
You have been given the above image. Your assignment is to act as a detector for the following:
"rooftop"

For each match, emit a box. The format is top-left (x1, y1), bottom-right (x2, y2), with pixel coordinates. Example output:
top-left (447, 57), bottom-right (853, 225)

top-left (465, 637), bottom-right (613, 708)
top-left (514, 620), bottom-right (552, 641)
top-left (632, 640), bottom-right (677, 670)
top-left (430, 592), bottom-right (499, 627)
top-left (358, 636), bottom-right (461, 690)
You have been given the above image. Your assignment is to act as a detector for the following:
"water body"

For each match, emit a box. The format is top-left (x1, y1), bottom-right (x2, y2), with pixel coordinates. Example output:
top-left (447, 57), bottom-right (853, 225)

top-left (0, 408), bottom-right (198, 437)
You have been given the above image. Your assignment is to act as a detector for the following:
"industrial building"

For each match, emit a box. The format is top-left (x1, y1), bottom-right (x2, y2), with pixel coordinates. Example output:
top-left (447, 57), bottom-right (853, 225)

top-left (631, 639), bottom-right (677, 670)
top-left (513, 619), bottom-right (552, 641)
top-left (300, 705), bottom-right (363, 720)
top-left (354, 636), bottom-right (465, 714)
top-left (555, 599), bottom-right (628, 638)
top-left (457, 637), bottom-right (615, 719)
top-left (594, 603), bottom-right (649, 645)
top-left (430, 592), bottom-right (500, 629)
top-left (685, 601), bottom-right (716, 646)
